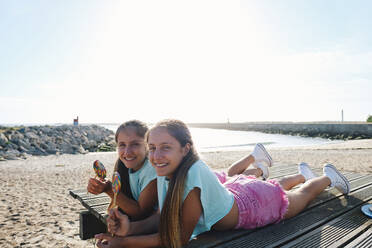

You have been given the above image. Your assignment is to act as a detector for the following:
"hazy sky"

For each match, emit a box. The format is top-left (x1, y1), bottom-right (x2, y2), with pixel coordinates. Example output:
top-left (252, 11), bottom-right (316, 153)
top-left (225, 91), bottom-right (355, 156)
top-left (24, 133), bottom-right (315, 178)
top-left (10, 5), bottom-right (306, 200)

top-left (1, 0), bottom-right (371, 124)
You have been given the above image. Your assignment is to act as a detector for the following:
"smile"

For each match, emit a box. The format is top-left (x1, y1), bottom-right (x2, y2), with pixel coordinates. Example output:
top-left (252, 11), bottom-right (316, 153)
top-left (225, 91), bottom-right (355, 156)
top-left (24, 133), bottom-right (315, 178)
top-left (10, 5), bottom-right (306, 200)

top-left (155, 163), bottom-right (167, 167)
top-left (125, 157), bottom-right (135, 161)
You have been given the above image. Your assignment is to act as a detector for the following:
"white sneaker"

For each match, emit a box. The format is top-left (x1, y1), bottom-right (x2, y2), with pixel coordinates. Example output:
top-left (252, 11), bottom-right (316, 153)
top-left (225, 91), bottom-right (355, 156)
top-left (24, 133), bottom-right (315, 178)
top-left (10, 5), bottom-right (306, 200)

top-left (251, 143), bottom-right (273, 167)
top-left (251, 143), bottom-right (273, 180)
top-left (323, 164), bottom-right (350, 194)
top-left (255, 162), bottom-right (269, 180)
top-left (298, 162), bottom-right (316, 181)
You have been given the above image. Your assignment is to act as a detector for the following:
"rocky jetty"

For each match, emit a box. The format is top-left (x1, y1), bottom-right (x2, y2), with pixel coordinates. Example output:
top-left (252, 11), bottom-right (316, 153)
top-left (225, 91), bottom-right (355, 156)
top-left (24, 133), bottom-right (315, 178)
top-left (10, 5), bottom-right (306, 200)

top-left (0, 125), bottom-right (115, 161)
top-left (189, 122), bottom-right (372, 140)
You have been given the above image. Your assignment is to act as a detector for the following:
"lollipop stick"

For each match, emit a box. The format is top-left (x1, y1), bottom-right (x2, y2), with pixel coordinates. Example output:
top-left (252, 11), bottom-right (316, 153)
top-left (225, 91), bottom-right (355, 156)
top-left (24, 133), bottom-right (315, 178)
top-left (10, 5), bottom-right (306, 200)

top-left (113, 194), bottom-right (117, 209)
top-left (110, 194), bottom-right (118, 237)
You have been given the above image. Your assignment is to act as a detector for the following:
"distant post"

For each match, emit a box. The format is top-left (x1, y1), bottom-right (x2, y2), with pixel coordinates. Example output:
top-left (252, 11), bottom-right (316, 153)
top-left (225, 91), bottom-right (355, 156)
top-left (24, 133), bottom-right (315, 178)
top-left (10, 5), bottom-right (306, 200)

top-left (341, 110), bottom-right (344, 122)
top-left (73, 116), bottom-right (79, 126)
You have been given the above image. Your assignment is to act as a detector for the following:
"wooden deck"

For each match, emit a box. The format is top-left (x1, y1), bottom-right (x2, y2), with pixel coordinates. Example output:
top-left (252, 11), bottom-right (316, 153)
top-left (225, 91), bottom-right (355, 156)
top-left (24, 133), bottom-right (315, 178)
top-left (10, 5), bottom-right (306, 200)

top-left (69, 163), bottom-right (372, 247)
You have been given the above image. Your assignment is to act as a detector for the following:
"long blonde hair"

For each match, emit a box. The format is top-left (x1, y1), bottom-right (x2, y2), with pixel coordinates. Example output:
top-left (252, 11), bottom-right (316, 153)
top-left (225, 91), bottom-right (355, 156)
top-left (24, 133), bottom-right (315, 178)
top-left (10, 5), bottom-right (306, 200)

top-left (146, 119), bottom-right (199, 248)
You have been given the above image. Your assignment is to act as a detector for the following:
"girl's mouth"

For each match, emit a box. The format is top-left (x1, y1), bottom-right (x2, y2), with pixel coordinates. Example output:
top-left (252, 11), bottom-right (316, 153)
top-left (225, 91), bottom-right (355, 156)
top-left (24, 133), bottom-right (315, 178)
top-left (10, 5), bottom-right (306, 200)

top-left (155, 163), bottom-right (167, 168)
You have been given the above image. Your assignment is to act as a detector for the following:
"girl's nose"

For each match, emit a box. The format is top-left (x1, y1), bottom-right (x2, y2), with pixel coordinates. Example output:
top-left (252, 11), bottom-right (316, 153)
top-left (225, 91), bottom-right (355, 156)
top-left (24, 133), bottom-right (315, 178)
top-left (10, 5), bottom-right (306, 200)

top-left (123, 146), bottom-right (132, 156)
top-left (153, 149), bottom-right (163, 161)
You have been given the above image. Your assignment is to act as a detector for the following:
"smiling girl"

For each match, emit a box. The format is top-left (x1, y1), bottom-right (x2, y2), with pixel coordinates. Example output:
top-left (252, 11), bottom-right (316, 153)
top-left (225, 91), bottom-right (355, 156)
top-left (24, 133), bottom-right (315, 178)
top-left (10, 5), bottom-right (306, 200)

top-left (96, 119), bottom-right (350, 248)
top-left (87, 120), bottom-right (157, 220)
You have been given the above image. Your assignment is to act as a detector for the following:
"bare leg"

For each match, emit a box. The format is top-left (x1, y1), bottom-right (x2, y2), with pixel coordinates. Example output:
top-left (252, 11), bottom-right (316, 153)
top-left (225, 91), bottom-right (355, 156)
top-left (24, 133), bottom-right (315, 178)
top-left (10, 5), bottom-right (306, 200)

top-left (278, 174), bottom-right (305, 191)
top-left (227, 155), bottom-right (262, 177)
top-left (284, 176), bottom-right (331, 219)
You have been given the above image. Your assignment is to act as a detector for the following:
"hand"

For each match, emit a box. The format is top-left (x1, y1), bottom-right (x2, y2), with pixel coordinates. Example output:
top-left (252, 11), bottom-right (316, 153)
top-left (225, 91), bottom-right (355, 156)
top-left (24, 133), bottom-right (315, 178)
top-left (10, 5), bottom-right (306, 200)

top-left (95, 233), bottom-right (126, 248)
top-left (87, 178), bottom-right (111, 195)
top-left (107, 208), bottom-right (131, 237)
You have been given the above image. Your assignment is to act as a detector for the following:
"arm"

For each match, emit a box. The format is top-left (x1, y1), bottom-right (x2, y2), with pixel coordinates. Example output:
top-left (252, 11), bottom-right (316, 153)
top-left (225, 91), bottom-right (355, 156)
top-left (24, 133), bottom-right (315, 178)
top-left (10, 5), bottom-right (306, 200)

top-left (96, 233), bottom-right (161, 248)
top-left (114, 179), bottom-right (158, 220)
top-left (106, 208), bottom-right (160, 237)
top-left (180, 187), bottom-right (203, 245)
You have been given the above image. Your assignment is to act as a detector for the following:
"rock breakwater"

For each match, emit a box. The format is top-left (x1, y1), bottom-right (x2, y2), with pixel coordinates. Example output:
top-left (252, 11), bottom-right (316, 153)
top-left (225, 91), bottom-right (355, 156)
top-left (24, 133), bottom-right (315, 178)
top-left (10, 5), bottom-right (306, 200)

top-left (189, 122), bottom-right (372, 140)
top-left (0, 125), bottom-right (115, 161)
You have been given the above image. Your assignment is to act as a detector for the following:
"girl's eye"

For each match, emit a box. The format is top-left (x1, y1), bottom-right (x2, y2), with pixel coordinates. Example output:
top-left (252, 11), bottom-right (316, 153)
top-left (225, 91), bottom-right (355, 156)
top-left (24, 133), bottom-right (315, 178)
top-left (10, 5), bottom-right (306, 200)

top-left (148, 147), bottom-right (155, 152)
top-left (162, 146), bottom-right (170, 151)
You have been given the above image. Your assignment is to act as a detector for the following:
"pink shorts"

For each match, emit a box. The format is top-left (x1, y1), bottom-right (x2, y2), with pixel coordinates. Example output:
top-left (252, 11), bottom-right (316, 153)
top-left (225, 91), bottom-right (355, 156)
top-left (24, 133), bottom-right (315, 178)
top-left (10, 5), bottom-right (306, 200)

top-left (214, 171), bottom-right (289, 229)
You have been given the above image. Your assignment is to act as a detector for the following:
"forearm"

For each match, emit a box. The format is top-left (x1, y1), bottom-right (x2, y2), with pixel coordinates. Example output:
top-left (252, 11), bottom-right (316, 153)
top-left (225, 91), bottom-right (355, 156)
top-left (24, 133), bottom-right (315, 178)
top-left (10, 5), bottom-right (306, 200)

top-left (123, 233), bottom-right (161, 248)
top-left (128, 212), bottom-right (160, 236)
top-left (116, 194), bottom-right (153, 220)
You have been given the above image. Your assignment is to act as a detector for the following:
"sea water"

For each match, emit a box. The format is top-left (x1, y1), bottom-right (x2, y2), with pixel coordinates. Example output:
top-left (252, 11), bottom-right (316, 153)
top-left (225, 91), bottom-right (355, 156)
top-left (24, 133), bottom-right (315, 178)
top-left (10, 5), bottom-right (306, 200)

top-left (102, 124), bottom-right (341, 152)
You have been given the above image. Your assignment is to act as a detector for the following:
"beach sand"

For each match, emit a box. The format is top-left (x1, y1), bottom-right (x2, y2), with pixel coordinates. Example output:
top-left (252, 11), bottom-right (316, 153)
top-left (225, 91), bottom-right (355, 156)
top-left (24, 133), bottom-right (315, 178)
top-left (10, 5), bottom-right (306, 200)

top-left (1, 139), bottom-right (371, 247)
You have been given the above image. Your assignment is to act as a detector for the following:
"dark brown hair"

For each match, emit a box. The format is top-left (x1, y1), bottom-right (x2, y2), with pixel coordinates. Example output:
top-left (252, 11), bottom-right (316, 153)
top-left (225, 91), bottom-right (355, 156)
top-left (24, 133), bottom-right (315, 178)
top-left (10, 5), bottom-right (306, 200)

top-left (114, 120), bottom-right (148, 210)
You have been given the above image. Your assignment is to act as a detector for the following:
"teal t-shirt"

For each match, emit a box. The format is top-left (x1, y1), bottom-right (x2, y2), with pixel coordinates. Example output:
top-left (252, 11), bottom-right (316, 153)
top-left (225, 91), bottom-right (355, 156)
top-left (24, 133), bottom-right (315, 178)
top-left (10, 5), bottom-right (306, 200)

top-left (157, 160), bottom-right (234, 239)
top-left (129, 159), bottom-right (157, 201)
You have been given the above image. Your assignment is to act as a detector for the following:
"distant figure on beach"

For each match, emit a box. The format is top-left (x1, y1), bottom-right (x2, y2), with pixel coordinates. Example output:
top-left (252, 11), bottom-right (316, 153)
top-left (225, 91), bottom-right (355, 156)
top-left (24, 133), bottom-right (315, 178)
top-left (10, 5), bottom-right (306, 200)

top-left (73, 116), bottom-right (79, 126)
top-left (95, 119), bottom-right (350, 248)
top-left (87, 120), bottom-right (158, 220)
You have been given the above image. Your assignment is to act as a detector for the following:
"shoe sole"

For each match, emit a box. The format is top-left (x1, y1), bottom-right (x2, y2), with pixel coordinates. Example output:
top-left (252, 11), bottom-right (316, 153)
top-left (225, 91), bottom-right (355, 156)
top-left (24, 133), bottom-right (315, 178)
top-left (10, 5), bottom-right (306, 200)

top-left (325, 164), bottom-right (350, 194)
top-left (257, 163), bottom-right (269, 180)
top-left (257, 143), bottom-right (273, 167)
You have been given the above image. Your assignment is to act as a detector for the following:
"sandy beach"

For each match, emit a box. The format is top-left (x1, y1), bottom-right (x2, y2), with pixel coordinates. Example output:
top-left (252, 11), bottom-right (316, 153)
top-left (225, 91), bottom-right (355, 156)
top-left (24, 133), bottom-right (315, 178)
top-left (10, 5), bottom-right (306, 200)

top-left (1, 139), bottom-right (371, 247)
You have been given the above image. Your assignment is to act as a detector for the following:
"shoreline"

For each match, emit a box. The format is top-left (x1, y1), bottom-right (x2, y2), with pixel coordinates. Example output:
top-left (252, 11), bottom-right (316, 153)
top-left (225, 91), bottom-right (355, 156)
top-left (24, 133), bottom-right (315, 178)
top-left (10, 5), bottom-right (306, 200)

top-left (1, 139), bottom-right (371, 247)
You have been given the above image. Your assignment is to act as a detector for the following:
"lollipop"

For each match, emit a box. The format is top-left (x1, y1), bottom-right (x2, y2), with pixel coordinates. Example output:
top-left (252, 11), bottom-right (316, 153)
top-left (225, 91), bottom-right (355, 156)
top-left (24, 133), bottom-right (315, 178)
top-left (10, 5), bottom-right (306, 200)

top-left (111, 172), bottom-right (121, 209)
top-left (93, 160), bottom-right (107, 180)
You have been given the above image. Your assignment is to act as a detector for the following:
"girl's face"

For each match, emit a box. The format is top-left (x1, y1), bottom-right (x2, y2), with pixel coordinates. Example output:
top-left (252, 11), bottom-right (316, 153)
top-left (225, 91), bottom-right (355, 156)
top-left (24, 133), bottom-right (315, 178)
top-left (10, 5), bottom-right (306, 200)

top-left (148, 127), bottom-right (190, 178)
top-left (117, 127), bottom-right (147, 172)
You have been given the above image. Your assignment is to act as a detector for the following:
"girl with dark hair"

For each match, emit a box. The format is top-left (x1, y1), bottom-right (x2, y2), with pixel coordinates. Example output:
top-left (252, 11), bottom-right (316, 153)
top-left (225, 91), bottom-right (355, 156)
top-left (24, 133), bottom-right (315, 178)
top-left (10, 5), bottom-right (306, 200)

top-left (87, 120), bottom-right (157, 220)
top-left (95, 119), bottom-right (350, 248)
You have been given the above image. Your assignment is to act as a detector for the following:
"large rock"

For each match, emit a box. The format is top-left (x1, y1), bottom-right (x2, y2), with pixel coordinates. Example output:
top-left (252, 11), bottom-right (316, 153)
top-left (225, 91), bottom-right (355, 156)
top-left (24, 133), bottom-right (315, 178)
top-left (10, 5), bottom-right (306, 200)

top-left (0, 133), bottom-right (8, 146)
top-left (17, 139), bottom-right (31, 150)
top-left (8, 131), bottom-right (24, 145)
top-left (4, 149), bottom-right (21, 160)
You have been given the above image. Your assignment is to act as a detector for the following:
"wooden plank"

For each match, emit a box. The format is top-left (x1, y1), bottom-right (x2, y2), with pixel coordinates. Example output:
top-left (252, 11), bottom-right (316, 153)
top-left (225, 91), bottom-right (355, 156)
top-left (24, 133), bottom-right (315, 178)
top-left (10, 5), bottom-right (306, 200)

top-left (69, 188), bottom-right (87, 198)
top-left (83, 196), bottom-right (111, 207)
top-left (344, 225), bottom-right (372, 248)
top-left (270, 167), bottom-right (299, 179)
top-left (84, 203), bottom-right (110, 224)
top-left (185, 175), bottom-right (372, 248)
top-left (280, 201), bottom-right (372, 247)
top-left (267, 163), bottom-right (297, 172)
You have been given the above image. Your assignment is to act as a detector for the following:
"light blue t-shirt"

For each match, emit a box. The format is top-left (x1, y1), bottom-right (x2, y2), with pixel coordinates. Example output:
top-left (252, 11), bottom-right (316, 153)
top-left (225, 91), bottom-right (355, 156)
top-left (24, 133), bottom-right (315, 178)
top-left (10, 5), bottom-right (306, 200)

top-left (157, 160), bottom-right (234, 239)
top-left (129, 159), bottom-right (157, 201)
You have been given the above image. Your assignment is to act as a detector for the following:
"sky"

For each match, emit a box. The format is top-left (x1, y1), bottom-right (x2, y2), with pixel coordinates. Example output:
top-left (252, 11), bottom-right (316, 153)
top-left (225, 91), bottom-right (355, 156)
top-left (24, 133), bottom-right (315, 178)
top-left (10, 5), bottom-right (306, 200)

top-left (1, 0), bottom-right (371, 125)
